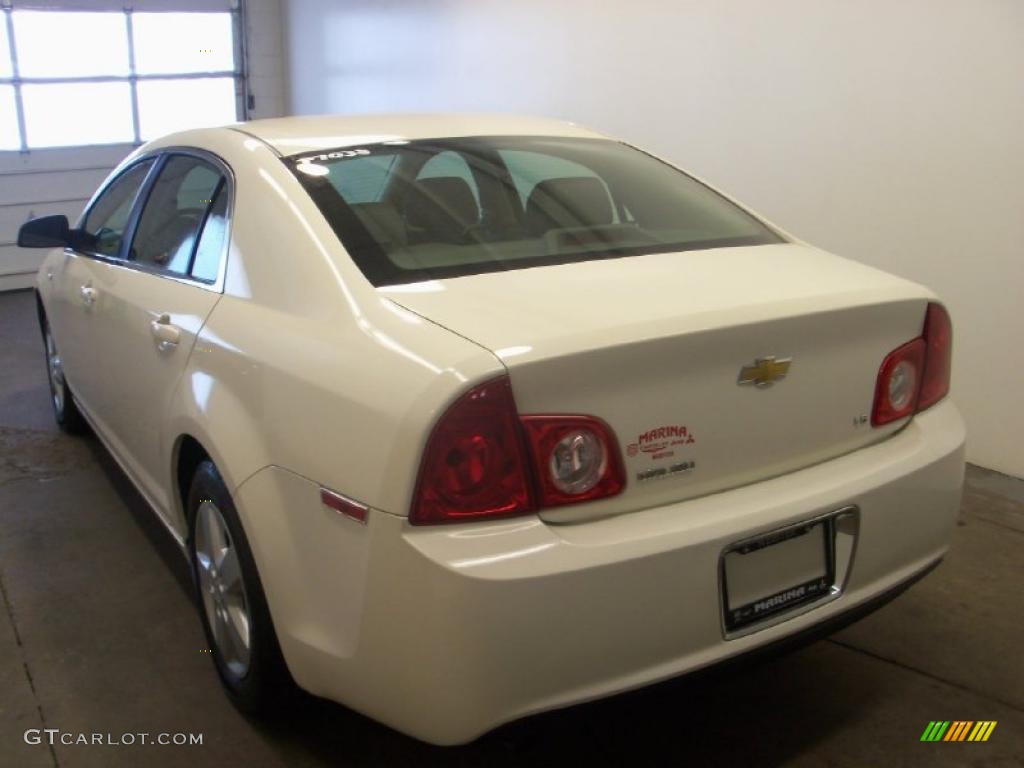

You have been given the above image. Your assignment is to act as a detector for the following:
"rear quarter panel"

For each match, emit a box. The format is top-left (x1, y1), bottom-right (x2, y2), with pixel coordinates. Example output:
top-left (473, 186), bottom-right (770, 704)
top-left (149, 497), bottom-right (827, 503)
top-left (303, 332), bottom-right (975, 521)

top-left (161, 129), bottom-right (504, 524)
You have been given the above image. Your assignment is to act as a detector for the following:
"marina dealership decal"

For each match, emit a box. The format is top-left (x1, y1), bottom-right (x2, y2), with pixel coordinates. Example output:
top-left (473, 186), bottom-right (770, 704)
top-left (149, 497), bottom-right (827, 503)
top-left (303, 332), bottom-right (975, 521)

top-left (627, 424), bottom-right (695, 459)
top-left (628, 424), bottom-right (697, 483)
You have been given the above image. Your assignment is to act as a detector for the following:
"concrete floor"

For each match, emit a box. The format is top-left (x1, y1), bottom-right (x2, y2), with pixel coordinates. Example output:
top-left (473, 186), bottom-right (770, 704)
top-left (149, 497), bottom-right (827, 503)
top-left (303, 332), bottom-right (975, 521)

top-left (0, 288), bottom-right (1021, 768)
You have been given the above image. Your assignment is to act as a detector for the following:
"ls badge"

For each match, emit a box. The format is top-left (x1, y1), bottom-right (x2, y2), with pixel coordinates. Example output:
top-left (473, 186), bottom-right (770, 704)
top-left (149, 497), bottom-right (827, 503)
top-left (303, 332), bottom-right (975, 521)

top-left (738, 356), bottom-right (792, 388)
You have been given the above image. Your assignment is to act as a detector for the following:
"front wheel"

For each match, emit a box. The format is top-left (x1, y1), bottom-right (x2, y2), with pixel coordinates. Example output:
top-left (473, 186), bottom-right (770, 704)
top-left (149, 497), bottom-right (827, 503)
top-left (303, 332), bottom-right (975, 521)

top-left (41, 316), bottom-right (87, 433)
top-left (188, 460), bottom-right (295, 713)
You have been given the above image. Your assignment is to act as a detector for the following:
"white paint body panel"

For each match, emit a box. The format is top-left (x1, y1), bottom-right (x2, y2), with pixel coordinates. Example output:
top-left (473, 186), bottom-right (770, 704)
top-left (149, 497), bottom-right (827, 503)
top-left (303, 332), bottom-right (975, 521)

top-left (30, 115), bottom-right (966, 745)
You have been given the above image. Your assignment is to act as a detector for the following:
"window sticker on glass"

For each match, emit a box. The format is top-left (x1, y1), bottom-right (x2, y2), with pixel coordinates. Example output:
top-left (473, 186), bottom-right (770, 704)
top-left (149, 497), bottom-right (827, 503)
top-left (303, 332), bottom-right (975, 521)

top-left (298, 149), bottom-right (372, 163)
top-left (296, 150), bottom-right (374, 179)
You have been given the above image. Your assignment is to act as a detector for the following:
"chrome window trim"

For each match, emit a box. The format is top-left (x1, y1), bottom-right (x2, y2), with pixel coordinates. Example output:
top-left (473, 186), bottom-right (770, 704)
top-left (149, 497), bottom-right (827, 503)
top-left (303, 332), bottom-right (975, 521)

top-left (71, 146), bottom-right (235, 295)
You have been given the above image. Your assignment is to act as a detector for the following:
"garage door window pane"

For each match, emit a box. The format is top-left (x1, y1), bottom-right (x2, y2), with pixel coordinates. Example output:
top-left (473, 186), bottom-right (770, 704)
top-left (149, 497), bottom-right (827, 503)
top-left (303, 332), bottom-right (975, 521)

top-left (0, 86), bottom-right (19, 150)
top-left (132, 13), bottom-right (234, 75)
top-left (137, 78), bottom-right (237, 140)
top-left (22, 82), bottom-right (134, 148)
top-left (13, 11), bottom-right (129, 78)
top-left (0, 17), bottom-right (11, 78)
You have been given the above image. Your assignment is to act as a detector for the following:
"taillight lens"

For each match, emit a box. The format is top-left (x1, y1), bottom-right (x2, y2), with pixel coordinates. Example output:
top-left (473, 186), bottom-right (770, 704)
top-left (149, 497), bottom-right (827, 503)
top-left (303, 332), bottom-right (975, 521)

top-left (411, 378), bottom-right (626, 524)
top-left (520, 416), bottom-right (625, 506)
top-left (872, 302), bottom-right (952, 426)
top-left (918, 302), bottom-right (952, 410)
top-left (872, 339), bottom-right (925, 425)
top-left (410, 378), bottom-right (533, 525)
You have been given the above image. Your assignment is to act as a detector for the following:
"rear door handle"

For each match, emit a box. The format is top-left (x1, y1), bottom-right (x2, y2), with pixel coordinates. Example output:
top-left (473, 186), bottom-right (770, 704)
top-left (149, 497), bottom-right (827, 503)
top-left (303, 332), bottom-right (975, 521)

top-left (150, 313), bottom-right (180, 351)
top-left (79, 285), bottom-right (96, 306)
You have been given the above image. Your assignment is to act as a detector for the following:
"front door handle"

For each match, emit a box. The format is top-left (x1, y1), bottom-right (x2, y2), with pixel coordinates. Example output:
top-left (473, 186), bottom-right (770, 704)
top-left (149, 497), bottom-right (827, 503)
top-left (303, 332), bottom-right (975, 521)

top-left (150, 313), bottom-right (180, 351)
top-left (79, 285), bottom-right (96, 306)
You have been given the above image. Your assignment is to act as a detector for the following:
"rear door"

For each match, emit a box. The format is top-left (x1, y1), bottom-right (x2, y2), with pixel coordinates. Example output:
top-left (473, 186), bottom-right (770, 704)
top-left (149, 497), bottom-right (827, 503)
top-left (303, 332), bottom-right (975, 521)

top-left (86, 153), bottom-right (229, 518)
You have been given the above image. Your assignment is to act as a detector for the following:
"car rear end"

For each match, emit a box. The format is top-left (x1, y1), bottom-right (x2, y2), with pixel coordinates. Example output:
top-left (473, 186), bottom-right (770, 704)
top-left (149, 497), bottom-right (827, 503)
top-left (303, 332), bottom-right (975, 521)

top-left (235, 268), bottom-right (965, 744)
top-left (396, 398), bottom-right (962, 742)
top-left (236, 379), bottom-right (963, 745)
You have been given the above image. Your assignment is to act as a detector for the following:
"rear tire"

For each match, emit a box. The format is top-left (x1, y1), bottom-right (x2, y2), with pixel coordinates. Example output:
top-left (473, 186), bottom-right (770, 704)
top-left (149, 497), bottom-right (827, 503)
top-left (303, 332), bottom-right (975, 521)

top-left (41, 314), bottom-right (87, 434)
top-left (187, 460), bottom-right (296, 714)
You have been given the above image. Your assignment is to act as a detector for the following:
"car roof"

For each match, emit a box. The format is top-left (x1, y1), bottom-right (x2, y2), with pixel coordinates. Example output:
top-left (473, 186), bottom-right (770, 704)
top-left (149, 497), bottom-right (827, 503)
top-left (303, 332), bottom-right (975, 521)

top-left (223, 113), bottom-right (607, 156)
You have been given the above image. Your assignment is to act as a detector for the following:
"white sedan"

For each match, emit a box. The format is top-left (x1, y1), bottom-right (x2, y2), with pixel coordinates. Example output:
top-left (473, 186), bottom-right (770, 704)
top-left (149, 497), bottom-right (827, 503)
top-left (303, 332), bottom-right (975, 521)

top-left (19, 114), bottom-right (965, 745)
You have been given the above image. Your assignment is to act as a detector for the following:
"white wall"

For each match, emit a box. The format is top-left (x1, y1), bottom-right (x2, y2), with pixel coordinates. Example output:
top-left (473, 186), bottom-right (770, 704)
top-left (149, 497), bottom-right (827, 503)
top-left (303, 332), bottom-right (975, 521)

top-left (0, 0), bottom-right (287, 292)
top-left (284, 0), bottom-right (1024, 478)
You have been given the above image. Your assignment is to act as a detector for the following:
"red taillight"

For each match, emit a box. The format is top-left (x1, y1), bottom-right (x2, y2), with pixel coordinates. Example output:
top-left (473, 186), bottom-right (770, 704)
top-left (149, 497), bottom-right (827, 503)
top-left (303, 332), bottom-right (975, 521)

top-left (410, 378), bottom-right (626, 524)
top-left (520, 416), bottom-right (625, 507)
top-left (871, 339), bottom-right (926, 426)
top-left (872, 302), bottom-right (952, 427)
top-left (410, 377), bottom-right (533, 525)
top-left (918, 302), bottom-right (952, 411)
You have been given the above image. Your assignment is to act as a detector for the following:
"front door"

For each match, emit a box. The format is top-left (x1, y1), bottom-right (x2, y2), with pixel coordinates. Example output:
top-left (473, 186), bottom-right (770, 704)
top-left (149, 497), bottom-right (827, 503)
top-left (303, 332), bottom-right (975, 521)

top-left (48, 159), bottom-right (157, 422)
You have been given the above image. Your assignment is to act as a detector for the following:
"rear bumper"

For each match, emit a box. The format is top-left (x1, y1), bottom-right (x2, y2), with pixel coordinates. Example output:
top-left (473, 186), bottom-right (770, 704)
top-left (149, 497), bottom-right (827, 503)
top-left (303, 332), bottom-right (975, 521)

top-left (235, 399), bottom-right (965, 745)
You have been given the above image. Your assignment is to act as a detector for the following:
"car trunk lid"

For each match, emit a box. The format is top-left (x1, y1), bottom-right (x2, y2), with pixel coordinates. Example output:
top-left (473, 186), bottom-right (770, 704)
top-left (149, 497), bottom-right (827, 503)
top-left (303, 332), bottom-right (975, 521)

top-left (380, 243), bottom-right (932, 524)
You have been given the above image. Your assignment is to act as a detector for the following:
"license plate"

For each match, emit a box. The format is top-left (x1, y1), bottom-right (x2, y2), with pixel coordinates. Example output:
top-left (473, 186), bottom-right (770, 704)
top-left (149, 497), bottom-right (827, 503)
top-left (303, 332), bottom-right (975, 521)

top-left (722, 518), bottom-right (835, 632)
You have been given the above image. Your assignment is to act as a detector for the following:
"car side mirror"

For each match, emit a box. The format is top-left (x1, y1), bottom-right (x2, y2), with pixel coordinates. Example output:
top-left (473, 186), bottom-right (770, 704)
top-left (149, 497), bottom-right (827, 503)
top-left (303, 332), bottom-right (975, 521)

top-left (18, 214), bottom-right (74, 248)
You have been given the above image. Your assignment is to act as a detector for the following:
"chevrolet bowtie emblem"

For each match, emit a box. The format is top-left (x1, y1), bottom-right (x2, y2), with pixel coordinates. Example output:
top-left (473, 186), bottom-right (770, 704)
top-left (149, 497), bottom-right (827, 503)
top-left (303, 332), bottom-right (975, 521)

top-left (738, 356), bottom-right (792, 388)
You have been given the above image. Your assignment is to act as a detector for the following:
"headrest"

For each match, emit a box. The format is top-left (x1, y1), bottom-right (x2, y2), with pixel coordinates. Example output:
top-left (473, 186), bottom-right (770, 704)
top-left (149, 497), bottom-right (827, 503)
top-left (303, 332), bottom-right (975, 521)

top-left (137, 214), bottom-right (198, 268)
top-left (525, 176), bottom-right (614, 235)
top-left (403, 176), bottom-right (480, 244)
top-left (350, 201), bottom-right (407, 247)
top-left (419, 177), bottom-right (479, 225)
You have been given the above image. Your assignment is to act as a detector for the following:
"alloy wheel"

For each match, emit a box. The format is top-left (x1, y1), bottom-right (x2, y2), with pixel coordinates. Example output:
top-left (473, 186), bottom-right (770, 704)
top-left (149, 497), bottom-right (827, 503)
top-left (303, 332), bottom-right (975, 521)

top-left (194, 500), bottom-right (252, 678)
top-left (44, 325), bottom-right (65, 414)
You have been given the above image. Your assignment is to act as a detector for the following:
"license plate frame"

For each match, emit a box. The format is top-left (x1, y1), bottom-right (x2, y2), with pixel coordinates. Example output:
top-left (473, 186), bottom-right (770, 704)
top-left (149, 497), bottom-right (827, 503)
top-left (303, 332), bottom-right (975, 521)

top-left (720, 512), bottom-right (843, 636)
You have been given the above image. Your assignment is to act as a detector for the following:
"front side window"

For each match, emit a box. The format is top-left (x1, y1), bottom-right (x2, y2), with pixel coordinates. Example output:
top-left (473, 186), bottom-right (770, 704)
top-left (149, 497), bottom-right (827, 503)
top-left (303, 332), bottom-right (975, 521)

top-left (289, 136), bottom-right (783, 286)
top-left (81, 159), bottom-right (156, 258)
top-left (130, 155), bottom-right (225, 277)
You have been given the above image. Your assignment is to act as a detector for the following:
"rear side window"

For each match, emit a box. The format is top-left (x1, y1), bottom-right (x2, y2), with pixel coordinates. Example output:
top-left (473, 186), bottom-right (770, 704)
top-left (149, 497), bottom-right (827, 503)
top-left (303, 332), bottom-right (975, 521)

top-left (130, 155), bottom-right (225, 277)
top-left (81, 159), bottom-right (155, 258)
top-left (189, 185), bottom-right (228, 283)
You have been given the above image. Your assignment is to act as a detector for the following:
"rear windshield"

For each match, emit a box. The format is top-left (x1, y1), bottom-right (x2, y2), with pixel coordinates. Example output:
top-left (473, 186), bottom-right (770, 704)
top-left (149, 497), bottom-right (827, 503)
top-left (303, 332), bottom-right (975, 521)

top-left (286, 136), bottom-right (783, 286)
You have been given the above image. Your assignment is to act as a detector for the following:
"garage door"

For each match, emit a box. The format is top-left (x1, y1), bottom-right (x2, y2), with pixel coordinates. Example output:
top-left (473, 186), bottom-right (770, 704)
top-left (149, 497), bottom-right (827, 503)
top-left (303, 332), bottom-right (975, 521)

top-left (0, 145), bottom-right (132, 291)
